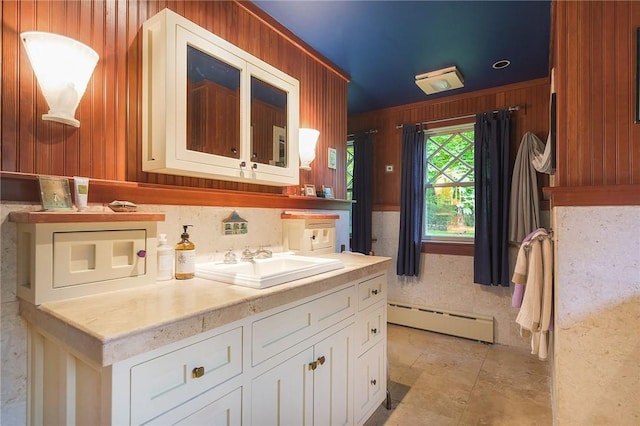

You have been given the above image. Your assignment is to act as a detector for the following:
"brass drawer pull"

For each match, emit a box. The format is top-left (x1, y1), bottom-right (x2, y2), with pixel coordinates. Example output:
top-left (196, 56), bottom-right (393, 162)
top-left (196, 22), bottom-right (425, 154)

top-left (192, 366), bottom-right (205, 378)
top-left (309, 355), bottom-right (326, 371)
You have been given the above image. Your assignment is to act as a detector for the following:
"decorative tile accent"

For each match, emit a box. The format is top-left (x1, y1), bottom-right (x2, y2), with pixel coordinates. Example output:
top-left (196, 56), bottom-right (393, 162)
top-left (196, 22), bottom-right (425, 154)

top-left (222, 210), bottom-right (248, 235)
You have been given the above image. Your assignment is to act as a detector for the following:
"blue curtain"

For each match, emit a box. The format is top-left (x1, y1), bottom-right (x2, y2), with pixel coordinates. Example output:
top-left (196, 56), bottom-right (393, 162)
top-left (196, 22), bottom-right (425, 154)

top-left (397, 125), bottom-right (424, 276)
top-left (352, 132), bottom-right (373, 254)
top-left (474, 110), bottom-right (512, 286)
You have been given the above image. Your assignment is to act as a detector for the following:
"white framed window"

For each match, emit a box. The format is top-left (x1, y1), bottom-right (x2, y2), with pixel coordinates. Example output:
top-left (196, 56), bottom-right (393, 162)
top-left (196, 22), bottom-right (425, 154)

top-left (423, 123), bottom-right (475, 242)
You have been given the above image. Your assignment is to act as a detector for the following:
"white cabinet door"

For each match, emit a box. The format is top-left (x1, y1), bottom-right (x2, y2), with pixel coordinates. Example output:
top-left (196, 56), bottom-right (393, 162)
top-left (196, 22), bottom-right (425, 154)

top-left (313, 324), bottom-right (354, 426)
top-left (251, 347), bottom-right (314, 426)
top-left (354, 342), bottom-right (385, 425)
top-left (251, 325), bottom-right (354, 426)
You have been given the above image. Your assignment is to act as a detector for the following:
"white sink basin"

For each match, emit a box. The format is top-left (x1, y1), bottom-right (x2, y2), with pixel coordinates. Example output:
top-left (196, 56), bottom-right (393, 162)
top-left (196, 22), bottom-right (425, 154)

top-left (195, 254), bottom-right (344, 289)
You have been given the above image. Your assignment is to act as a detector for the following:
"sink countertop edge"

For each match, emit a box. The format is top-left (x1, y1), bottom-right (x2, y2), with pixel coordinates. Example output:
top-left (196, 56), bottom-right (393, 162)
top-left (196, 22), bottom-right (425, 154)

top-left (19, 254), bottom-right (392, 366)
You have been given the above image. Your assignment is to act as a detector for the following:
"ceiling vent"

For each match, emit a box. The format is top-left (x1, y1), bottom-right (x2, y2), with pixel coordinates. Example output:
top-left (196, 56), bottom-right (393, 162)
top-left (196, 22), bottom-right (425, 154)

top-left (415, 66), bottom-right (464, 95)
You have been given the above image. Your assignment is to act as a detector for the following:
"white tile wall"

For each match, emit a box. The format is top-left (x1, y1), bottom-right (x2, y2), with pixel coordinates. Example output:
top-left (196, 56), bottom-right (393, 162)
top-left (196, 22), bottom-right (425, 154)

top-left (553, 205), bottom-right (640, 424)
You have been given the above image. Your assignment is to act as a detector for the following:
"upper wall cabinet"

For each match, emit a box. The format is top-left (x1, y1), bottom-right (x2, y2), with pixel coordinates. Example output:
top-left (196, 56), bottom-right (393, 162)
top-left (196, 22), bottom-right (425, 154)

top-left (142, 9), bottom-right (300, 186)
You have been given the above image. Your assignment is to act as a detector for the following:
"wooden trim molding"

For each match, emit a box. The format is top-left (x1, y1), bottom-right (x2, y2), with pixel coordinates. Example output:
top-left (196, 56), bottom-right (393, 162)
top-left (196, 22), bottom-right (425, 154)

top-left (0, 172), bottom-right (352, 210)
top-left (421, 241), bottom-right (474, 257)
top-left (544, 185), bottom-right (640, 206)
top-left (8, 211), bottom-right (165, 224)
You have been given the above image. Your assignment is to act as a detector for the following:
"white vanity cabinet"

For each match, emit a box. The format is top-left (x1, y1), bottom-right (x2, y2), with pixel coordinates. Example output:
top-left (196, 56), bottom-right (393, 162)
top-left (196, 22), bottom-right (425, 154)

top-left (142, 8), bottom-right (300, 186)
top-left (22, 263), bottom-right (389, 425)
top-left (354, 273), bottom-right (388, 424)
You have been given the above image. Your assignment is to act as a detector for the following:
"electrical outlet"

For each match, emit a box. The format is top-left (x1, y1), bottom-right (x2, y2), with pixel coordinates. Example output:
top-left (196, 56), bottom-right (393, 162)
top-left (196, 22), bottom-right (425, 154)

top-left (385, 164), bottom-right (394, 173)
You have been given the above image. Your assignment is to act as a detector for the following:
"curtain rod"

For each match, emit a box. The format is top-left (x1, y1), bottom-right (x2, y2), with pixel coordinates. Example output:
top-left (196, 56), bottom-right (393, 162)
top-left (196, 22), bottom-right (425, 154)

top-left (395, 105), bottom-right (521, 129)
top-left (346, 129), bottom-right (378, 138)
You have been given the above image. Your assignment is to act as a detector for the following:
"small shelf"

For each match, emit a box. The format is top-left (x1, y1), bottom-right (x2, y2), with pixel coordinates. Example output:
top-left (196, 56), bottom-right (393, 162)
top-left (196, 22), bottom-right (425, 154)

top-left (281, 212), bottom-right (340, 220)
top-left (8, 211), bottom-right (166, 224)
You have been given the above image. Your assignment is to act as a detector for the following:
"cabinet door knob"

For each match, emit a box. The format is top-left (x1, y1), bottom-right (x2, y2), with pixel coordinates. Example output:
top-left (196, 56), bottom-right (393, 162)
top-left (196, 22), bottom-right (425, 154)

top-left (371, 328), bottom-right (378, 335)
top-left (371, 289), bottom-right (379, 295)
top-left (137, 250), bottom-right (146, 258)
top-left (370, 379), bottom-right (377, 386)
top-left (308, 361), bottom-right (318, 371)
top-left (192, 366), bottom-right (205, 378)
top-left (317, 355), bottom-right (326, 366)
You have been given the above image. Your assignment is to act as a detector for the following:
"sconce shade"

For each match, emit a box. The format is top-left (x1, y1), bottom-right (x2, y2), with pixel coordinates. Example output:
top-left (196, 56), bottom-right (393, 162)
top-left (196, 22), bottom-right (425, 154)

top-left (299, 128), bottom-right (319, 170)
top-left (21, 31), bottom-right (99, 127)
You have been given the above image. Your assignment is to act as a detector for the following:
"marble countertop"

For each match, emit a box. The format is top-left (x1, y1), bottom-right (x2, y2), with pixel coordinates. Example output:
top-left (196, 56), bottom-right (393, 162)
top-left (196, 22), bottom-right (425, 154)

top-left (19, 253), bottom-right (391, 367)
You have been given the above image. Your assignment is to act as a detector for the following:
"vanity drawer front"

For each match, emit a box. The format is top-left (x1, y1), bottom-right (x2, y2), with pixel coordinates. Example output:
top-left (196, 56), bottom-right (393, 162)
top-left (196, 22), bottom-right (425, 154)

top-left (252, 286), bottom-right (355, 366)
top-left (130, 327), bottom-right (243, 425)
top-left (357, 303), bottom-right (385, 354)
top-left (53, 229), bottom-right (147, 288)
top-left (357, 273), bottom-right (386, 311)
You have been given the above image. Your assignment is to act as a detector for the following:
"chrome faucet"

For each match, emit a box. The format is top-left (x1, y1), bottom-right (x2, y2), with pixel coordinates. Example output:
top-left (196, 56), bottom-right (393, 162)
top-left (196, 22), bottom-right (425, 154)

top-left (240, 245), bottom-right (272, 261)
top-left (223, 249), bottom-right (237, 264)
top-left (254, 245), bottom-right (272, 259)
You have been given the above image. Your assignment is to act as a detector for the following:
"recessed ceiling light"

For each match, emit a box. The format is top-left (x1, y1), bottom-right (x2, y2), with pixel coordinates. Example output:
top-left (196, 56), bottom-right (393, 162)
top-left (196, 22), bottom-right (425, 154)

top-left (492, 60), bottom-right (511, 70)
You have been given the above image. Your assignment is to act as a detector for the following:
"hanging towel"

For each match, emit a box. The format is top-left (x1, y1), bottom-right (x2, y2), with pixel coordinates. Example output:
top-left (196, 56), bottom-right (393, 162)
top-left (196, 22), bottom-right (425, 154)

top-left (532, 68), bottom-right (556, 174)
top-left (512, 228), bottom-right (548, 308)
top-left (509, 132), bottom-right (545, 244)
top-left (513, 234), bottom-right (554, 360)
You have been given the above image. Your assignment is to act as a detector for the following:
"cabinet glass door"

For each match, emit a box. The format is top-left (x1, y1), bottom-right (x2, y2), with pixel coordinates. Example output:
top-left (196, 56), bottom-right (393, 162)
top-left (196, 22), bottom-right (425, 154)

top-left (250, 76), bottom-right (288, 167)
top-left (187, 46), bottom-right (241, 159)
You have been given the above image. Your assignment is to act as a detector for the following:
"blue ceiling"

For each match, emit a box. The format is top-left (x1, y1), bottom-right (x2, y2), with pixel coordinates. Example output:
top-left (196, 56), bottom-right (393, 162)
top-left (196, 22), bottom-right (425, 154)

top-left (253, 1), bottom-right (551, 115)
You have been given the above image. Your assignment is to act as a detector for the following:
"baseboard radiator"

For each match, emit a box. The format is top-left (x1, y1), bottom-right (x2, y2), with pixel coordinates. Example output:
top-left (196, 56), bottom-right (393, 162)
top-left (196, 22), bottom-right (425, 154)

top-left (388, 301), bottom-right (494, 343)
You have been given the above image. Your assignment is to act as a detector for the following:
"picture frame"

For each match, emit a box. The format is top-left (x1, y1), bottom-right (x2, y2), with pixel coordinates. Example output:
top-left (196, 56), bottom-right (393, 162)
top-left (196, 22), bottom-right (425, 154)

top-left (304, 184), bottom-right (317, 197)
top-left (636, 27), bottom-right (640, 123)
top-left (37, 176), bottom-right (73, 211)
top-left (328, 147), bottom-right (337, 169)
top-left (322, 185), bottom-right (334, 199)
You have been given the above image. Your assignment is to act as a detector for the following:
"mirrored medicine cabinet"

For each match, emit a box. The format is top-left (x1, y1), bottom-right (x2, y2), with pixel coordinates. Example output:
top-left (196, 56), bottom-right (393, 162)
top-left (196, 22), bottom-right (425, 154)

top-left (142, 8), bottom-right (300, 186)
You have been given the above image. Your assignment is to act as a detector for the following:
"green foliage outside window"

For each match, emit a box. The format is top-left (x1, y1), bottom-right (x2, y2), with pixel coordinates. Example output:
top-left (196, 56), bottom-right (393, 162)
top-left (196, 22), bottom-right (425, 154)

top-left (424, 126), bottom-right (475, 240)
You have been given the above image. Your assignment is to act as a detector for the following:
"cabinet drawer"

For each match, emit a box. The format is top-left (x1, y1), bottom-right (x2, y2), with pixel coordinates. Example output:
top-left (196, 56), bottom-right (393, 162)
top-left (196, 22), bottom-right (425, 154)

top-left (252, 286), bottom-right (355, 366)
top-left (53, 230), bottom-right (147, 288)
top-left (130, 327), bottom-right (242, 425)
top-left (146, 386), bottom-right (242, 426)
top-left (357, 273), bottom-right (386, 311)
top-left (357, 303), bottom-right (385, 354)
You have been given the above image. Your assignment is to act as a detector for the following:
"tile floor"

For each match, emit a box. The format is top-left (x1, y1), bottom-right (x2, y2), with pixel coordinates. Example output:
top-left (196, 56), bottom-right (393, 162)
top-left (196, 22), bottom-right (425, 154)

top-left (365, 324), bottom-right (552, 426)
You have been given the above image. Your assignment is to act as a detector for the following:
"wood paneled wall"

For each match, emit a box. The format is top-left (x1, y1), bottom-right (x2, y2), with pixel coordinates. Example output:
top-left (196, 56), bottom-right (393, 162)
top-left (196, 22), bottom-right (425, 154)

top-left (348, 78), bottom-right (551, 210)
top-left (1, 1), bottom-right (349, 199)
top-left (554, 0), bottom-right (640, 187)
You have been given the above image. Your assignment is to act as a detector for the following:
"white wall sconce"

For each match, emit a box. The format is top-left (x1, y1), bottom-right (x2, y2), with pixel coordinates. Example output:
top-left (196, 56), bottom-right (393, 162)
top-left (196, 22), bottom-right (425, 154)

top-left (299, 128), bottom-right (319, 170)
top-left (21, 31), bottom-right (99, 127)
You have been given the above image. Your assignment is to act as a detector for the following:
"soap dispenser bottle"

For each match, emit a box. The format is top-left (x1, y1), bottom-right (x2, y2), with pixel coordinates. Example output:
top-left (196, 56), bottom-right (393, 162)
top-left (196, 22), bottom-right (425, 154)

top-left (157, 233), bottom-right (174, 281)
top-left (175, 225), bottom-right (195, 280)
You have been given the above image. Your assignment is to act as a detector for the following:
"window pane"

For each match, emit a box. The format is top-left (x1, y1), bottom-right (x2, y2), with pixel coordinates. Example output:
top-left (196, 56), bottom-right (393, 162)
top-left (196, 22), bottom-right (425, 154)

top-left (424, 185), bottom-right (475, 238)
top-left (423, 123), bottom-right (475, 241)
